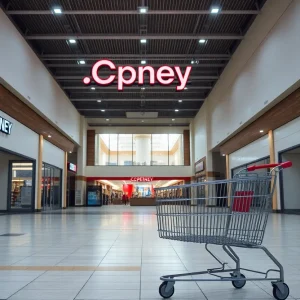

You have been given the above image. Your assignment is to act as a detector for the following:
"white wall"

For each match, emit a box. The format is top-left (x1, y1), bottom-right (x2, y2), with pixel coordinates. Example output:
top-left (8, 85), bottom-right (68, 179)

top-left (0, 9), bottom-right (81, 144)
top-left (281, 153), bottom-right (300, 210)
top-left (192, 0), bottom-right (300, 156)
top-left (192, 102), bottom-right (207, 163)
top-left (86, 166), bottom-right (192, 178)
top-left (43, 140), bottom-right (65, 169)
top-left (274, 116), bottom-right (300, 209)
top-left (229, 135), bottom-right (269, 171)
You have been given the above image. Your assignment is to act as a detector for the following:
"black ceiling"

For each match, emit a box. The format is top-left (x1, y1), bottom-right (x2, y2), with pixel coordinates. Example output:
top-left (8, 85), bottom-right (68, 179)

top-left (1, 0), bottom-right (266, 121)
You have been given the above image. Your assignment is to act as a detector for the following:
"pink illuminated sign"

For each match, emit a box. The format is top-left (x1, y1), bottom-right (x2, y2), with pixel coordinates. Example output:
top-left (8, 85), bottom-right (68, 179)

top-left (83, 59), bottom-right (192, 91)
top-left (130, 177), bottom-right (153, 182)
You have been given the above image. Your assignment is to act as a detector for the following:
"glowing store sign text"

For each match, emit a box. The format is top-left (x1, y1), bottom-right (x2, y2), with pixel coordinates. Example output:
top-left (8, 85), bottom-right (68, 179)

top-left (83, 60), bottom-right (192, 91)
top-left (130, 177), bottom-right (153, 182)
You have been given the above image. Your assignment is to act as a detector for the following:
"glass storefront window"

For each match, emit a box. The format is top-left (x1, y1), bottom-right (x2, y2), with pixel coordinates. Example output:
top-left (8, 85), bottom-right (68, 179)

top-left (151, 134), bottom-right (169, 165)
top-left (118, 134), bottom-right (133, 165)
top-left (133, 134), bottom-right (151, 165)
top-left (95, 133), bottom-right (185, 166)
top-left (169, 134), bottom-right (184, 166)
top-left (9, 161), bottom-right (34, 210)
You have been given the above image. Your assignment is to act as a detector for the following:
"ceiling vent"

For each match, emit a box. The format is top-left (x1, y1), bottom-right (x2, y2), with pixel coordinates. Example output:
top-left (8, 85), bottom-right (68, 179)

top-left (126, 112), bottom-right (158, 119)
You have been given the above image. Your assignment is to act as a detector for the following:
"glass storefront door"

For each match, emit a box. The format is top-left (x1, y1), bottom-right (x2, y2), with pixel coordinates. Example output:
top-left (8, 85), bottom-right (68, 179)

top-left (9, 161), bottom-right (35, 211)
top-left (42, 163), bottom-right (62, 210)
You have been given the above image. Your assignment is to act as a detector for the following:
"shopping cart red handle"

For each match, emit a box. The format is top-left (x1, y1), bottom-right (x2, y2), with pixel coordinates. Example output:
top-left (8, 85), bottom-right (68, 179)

top-left (247, 161), bottom-right (292, 171)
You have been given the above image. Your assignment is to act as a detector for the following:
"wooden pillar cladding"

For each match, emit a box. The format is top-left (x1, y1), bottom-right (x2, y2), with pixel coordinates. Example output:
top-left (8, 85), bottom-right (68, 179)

top-left (183, 130), bottom-right (190, 166)
top-left (87, 130), bottom-right (95, 166)
top-left (225, 154), bottom-right (230, 180)
top-left (268, 130), bottom-right (278, 210)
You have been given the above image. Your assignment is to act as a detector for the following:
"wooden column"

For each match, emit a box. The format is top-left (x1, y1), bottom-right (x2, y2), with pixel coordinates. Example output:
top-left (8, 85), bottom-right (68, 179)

top-left (63, 151), bottom-right (68, 209)
top-left (225, 154), bottom-right (230, 179)
top-left (183, 130), bottom-right (190, 166)
top-left (36, 135), bottom-right (43, 211)
top-left (268, 130), bottom-right (278, 210)
top-left (87, 130), bottom-right (95, 166)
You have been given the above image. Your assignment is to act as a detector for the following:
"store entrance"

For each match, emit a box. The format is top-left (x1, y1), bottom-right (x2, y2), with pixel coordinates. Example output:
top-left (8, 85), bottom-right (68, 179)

top-left (42, 163), bottom-right (62, 211)
top-left (279, 144), bottom-right (300, 214)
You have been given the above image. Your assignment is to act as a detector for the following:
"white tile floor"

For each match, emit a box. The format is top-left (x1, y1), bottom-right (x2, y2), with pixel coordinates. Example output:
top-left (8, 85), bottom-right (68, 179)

top-left (0, 206), bottom-right (299, 300)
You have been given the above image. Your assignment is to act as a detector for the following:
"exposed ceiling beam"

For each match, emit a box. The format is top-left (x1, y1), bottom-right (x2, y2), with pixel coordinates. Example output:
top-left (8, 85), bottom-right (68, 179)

top-left (69, 91), bottom-right (206, 94)
top-left (6, 10), bottom-right (260, 15)
top-left (70, 98), bottom-right (205, 102)
top-left (26, 34), bottom-right (243, 40)
top-left (47, 63), bottom-right (225, 68)
top-left (77, 108), bottom-right (199, 111)
top-left (41, 54), bottom-right (231, 58)
top-left (55, 75), bottom-right (219, 80)
top-left (63, 86), bottom-right (211, 90)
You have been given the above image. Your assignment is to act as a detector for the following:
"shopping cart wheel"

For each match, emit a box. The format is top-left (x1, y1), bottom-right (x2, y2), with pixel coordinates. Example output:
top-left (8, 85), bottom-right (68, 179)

top-left (272, 283), bottom-right (289, 300)
top-left (231, 274), bottom-right (246, 289)
top-left (159, 282), bottom-right (175, 299)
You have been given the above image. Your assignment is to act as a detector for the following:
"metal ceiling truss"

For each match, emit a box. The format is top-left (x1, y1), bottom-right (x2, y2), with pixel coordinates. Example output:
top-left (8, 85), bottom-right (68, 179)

top-left (70, 98), bottom-right (205, 102)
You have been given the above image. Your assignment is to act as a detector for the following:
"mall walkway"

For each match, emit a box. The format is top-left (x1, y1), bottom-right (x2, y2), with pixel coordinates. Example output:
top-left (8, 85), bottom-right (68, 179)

top-left (0, 206), bottom-right (300, 300)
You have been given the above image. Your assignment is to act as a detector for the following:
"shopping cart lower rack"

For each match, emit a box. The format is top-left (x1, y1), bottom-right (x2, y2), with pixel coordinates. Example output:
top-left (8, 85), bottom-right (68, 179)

top-left (155, 162), bottom-right (292, 300)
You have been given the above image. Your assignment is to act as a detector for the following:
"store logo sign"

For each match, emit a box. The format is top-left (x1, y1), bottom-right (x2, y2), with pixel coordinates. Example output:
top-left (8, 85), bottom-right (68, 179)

top-left (83, 59), bottom-right (192, 91)
top-left (130, 177), bottom-right (153, 182)
top-left (0, 116), bottom-right (13, 135)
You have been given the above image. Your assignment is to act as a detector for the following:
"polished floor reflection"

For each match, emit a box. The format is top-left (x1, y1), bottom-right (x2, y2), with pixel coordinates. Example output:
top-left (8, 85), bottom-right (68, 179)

top-left (0, 206), bottom-right (299, 299)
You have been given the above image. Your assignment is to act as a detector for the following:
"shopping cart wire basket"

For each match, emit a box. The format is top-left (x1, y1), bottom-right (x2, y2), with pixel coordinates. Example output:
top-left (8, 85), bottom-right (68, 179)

top-left (155, 162), bottom-right (292, 300)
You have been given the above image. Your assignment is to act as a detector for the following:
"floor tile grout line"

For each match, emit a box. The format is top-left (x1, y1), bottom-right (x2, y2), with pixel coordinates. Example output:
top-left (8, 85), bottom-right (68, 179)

top-left (169, 242), bottom-right (209, 300)
top-left (72, 230), bottom-right (121, 300)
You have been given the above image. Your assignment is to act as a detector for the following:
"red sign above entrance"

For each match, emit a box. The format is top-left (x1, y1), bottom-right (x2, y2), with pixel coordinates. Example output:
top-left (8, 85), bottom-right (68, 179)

top-left (130, 177), bottom-right (153, 182)
top-left (83, 59), bottom-right (192, 91)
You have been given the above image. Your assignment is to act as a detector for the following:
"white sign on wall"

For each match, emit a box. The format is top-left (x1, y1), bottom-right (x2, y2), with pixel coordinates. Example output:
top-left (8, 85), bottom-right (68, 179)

top-left (0, 116), bottom-right (13, 135)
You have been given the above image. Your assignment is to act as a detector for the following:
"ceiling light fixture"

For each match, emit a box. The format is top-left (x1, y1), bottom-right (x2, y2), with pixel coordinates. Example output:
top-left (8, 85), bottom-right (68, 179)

top-left (184, 87), bottom-right (188, 90)
top-left (48, 135), bottom-right (52, 138)
top-left (222, 154), bottom-right (226, 156)
top-left (178, 100), bottom-right (182, 103)
top-left (141, 87), bottom-right (146, 90)
top-left (139, 7), bottom-right (148, 14)
top-left (175, 109), bottom-right (179, 112)
top-left (199, 39), bottom-right (206, 44)
top-left (260, 130), bottom-right (264, 133)
top-left (97, 100), bottom-right (101, 102)
top-left (78, 60), bottom-right (86, 65)
top-left (191, 60), bottom-right (195, 64)
top-left (53, 7), bottom-right (62, 14)
top-left (106, 119), bottom-right (110, 121)
top-left (172, 119), bottom-right (175, 121)
top-left (141, 60), bottom-right (146, 64)
top-left (69, 151), bottom-right (72, 154)
top-left (68, 39), bottom-right (76, 44)
top-left (141, 120), bottom-right (144, 123)
top-left (101, 109), bottom-right (105, 112)
top-left (91, 87), bottom-right (95, 90)
top-left (140, 39), bottom-right (147, 44)
top-left (211, 7), bottom-right (220, 14)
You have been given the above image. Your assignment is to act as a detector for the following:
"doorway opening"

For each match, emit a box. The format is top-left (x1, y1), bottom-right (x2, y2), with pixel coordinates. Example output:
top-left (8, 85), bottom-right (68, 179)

top-left (42, 163), bottom-right (62, 211)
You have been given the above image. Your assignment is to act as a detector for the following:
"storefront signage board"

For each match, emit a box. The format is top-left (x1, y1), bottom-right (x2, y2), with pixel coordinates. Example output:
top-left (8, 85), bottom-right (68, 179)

top-left (67, 162), bottom-right (77, 173)
top-left (0, 116), bottom-right (13, 135)
top-left (130, 177), bottom-right (153, 182)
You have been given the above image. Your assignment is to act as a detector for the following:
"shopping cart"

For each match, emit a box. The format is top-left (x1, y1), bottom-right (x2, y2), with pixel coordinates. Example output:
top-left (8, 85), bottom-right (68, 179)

top-left (155, 162), bottom-right (292, 300)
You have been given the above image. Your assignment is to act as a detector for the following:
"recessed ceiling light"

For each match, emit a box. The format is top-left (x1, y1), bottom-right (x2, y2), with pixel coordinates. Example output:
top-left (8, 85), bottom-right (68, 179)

top-left (101, 109), bottom-right (105, 112)
top-left (78, 60), bottom-right (86, 65)
top-left (141, 87), bottom-right (146, 90)
top-left (141, 60), bottom-right (146, 64)
top-left (191, 61), bottom-right (194, 64)
top-left (97, 100), bottom-right (101, 102)
top-left (139, 7), bottom-right (148, 14)
top-left (140, 39), bottom-right (147, 44)
top-left (175, 109), bottom-right (179, 112)
top-left (172, 119), bottom-right (175, 121)
top-left (68, 39), bottom-right (76, 44)
top-left (178, 100), bottom-right (182, 103)
top-left (184, 87), bottom-right (188, 90)
top-left (48, 135), bottom-right (52, 138)
top-left (69, 151), bottom-right (72, 154)
top-left (141, 120), bottom-right (144, 123)
top-left (260, 130), bottom-right (264, 133)
top-left (106, 119), bottom-right (110, 121)
top-left (199, 39), bottom-right (206, 44)
top-left (53, 7), bottom-right (62, 14)
top-left (211, 7), bottom-right (220, 14)
top-left (222, 154), bottom-right (226, 156)
top-left (91, 87), bottom-right (96, 90)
